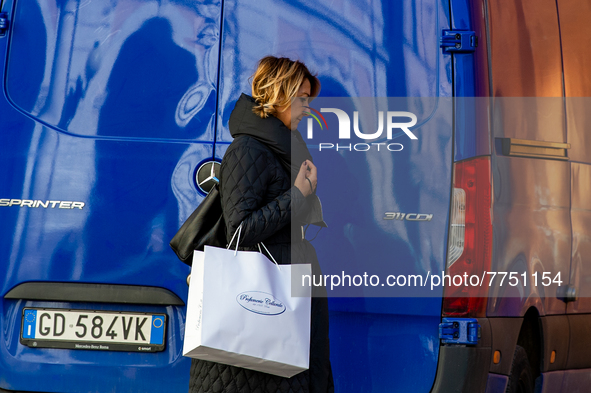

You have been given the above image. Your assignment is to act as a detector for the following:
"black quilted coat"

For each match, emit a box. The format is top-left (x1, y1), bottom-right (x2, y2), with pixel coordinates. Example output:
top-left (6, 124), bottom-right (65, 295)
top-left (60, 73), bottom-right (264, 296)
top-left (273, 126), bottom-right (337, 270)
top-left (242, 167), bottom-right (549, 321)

top-left (188, 94), bottom-right (334, 393)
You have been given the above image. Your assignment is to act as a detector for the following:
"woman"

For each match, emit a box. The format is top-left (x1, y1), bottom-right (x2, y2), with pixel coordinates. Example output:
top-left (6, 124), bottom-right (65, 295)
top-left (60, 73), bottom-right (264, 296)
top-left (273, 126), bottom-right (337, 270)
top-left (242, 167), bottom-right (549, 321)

top-left (188, 56), bottom-right (334, 392)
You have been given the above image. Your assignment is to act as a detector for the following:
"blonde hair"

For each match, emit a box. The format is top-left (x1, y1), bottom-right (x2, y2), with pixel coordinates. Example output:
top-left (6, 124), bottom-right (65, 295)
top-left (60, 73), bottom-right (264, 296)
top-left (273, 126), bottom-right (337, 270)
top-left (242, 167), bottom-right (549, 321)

top-left (251, 56), bottom-right (319, 118)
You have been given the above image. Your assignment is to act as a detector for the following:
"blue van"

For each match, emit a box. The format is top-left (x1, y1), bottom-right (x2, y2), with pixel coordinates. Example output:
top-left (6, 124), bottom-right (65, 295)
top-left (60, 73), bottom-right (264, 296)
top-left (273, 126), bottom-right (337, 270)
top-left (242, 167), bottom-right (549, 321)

top-left (0, 0), bottom-right (589, 392)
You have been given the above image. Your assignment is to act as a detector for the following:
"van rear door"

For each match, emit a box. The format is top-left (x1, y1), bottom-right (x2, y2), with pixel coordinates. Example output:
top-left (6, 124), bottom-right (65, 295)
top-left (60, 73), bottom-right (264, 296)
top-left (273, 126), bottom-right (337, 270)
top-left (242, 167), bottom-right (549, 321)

top-left (215, 1), bottom-right (454, 391)
top-left (0, 0), bottom-right (222, 391)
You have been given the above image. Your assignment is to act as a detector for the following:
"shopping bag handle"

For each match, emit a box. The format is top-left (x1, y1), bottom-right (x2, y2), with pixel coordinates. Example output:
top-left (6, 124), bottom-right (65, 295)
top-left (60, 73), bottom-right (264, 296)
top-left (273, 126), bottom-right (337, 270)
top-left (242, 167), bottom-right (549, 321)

top-left (257, 243), bottom-right (281, 271)
top-left (227, 222), bottom-right (243, 255)
top-left (227, 222), bottom-right (281, 271)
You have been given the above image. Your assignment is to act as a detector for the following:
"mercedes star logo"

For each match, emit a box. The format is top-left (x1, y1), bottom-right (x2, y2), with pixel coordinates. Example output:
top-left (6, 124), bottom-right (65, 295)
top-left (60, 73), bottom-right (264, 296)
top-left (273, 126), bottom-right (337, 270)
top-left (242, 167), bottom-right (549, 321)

top-left (195, 161), bottom-right (221, 194)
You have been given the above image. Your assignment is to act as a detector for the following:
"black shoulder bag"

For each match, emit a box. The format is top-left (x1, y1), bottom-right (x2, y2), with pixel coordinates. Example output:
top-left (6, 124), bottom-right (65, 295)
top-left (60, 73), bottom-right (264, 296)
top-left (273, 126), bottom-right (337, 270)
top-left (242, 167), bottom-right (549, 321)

top-left (169, 184), bottom-right (227, 265)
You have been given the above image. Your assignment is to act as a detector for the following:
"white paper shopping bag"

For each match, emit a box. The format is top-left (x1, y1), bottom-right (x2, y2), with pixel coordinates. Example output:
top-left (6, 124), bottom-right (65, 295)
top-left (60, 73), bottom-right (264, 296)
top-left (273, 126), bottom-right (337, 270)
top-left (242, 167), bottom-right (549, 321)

top-left (183, 246), bottom-right (312, 378)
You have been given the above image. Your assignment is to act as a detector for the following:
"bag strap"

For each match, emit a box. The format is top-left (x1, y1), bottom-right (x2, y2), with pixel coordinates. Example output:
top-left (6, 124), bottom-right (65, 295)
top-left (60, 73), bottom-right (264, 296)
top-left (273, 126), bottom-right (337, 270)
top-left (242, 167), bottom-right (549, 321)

top-left (227, 222), bottom-right (280, 270)
top-left (227, 222), bottom-right (243, 255)
top-left (257, 243), bottom-right (281, 271)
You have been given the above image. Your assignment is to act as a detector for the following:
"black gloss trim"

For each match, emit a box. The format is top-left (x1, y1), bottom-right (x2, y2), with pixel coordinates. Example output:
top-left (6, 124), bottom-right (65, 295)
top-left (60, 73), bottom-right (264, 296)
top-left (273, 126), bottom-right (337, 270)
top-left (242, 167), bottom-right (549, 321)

top-left (4, 282), bottom-right (184, 306)
top-left (488, 317), bottom-right (523, 375)
top-left (430, 346), bottom-right (491, 392)
top-left (540, 315), bottom-right (569, 371)
top-left (566, 314), bottom-right (591, 369)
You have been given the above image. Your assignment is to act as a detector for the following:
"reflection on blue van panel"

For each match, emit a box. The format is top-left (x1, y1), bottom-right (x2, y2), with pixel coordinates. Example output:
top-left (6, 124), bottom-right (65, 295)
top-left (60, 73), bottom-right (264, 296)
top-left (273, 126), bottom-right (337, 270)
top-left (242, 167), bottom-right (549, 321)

top-left (0, 0), bottom-right (220, 391)
top-left (1, 0), bottom-right (591, 392)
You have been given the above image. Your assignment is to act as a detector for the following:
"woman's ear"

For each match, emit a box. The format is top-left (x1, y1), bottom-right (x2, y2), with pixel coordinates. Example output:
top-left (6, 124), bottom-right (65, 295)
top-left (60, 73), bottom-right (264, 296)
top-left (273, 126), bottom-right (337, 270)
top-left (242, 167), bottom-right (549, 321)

top-left (310, 76), bottom-right (321, 100)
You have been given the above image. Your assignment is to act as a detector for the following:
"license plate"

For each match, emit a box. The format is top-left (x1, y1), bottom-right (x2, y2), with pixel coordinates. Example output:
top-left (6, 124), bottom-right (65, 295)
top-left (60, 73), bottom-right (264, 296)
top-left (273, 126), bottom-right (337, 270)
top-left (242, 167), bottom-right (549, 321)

top-left (20, 308), bottom-right (166, 352)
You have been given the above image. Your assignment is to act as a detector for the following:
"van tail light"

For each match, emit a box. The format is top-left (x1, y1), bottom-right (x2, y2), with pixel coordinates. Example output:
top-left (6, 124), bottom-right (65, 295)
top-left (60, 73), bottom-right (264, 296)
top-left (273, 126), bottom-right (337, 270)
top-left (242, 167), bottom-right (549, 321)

top-left (443, 156), bottom-right (492, 318)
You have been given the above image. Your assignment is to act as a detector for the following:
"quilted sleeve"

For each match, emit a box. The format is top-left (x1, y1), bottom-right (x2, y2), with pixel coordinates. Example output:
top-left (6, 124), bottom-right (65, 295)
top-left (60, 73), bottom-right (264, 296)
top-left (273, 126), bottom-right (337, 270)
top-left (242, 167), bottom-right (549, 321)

top-left (220, 142), bottom-right (307, 247)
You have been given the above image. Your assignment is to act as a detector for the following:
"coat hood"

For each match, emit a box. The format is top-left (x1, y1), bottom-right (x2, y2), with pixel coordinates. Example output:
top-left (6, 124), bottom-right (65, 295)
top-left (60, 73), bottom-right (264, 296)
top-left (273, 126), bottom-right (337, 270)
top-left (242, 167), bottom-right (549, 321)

top-left (228, 93), bottom-right (326, 228)
top-left (228, 93), bottom-right (312, 180)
